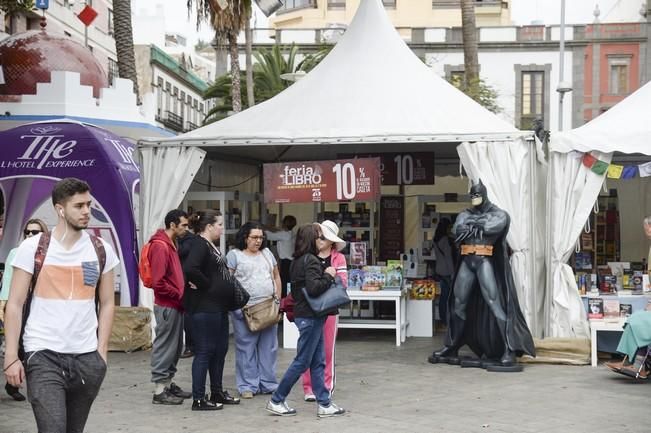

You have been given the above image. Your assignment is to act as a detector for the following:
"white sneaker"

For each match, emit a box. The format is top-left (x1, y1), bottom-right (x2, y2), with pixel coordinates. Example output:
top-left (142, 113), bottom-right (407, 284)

top-left (304, 393), bottom-right (316, 402)
top-left (266, 400), bottom-right (297, 416)
top-left (317, 402), bottom-right (345, 418)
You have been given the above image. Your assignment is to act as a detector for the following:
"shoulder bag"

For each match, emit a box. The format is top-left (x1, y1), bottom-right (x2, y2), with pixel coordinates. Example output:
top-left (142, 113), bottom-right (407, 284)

top-left (302, 255), bottom-right (351, 314)
top-left (242, 249), bottom-right (281, 331)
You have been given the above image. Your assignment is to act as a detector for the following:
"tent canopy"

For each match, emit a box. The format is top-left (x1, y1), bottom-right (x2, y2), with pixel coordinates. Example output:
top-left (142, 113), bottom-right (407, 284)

top-left (139, 0), bottom-right (524, 160)
top-left (0, 120), bottom-right (140, 305)
top-left (551, 80), bottom-right (651, 155)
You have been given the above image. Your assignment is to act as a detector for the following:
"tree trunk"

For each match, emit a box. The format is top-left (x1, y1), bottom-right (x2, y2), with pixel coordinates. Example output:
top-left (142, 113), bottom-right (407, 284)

top-left (460, 0), bottom-right (479, 86)
top-left (112, 0), bottom-right (140, 102)
top-left (228, 31), bottom-right (242, 113)
top-left (245, 8), bottom-right (254, 108)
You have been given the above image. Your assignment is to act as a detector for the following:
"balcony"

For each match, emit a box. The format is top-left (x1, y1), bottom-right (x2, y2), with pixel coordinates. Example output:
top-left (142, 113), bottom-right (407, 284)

top-left (160, 111), bottom-right (184, 132)
top-left (185, 121), bottom-right (199, 132)
top-left (278, 0), bottom-right (317, 14)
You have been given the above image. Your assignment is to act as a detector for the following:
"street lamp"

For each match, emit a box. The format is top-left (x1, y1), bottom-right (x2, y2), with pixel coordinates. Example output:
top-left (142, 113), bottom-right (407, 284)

top-left (280, 71), bottom-right (307, 82)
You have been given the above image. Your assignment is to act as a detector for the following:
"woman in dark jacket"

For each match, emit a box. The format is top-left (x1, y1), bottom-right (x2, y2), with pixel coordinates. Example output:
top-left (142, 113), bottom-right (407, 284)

top-left (265, 224), bottom-right (346, 418)
top-left (182, 210), bottom-right (240, 411)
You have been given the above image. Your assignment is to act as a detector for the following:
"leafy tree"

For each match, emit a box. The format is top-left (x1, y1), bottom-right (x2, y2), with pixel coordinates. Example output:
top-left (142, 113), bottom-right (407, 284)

top-left (113, 0), bottom-right (139, 100)
top-left (189, 0), bottom-right (251, 113)
top-left (0, 0), bottom-right (33, 15)
top-left (203, 44), bottom-right (331, 124)
top-left (448, 76), bottom-right (501, 114)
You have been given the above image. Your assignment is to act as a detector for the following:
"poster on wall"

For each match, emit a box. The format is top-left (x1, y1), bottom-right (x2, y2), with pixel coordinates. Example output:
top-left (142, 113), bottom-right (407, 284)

top-left (263, 157), bottom-right (381, 203)
top-left (379, 196), bottom-right (404, 261)
top-left (339, 153), bottom-right (435, 185)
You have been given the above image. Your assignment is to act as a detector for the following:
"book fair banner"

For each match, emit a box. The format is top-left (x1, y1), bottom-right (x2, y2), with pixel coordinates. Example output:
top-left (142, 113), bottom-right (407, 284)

top-left (263, 158), bottom-right (381, 203)
top-left (580, 152), bottom-right (651, 179)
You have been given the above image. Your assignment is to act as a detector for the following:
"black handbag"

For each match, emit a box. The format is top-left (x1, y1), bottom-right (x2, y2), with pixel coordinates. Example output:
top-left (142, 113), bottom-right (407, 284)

top-left (302, 275), bottom-right (350, 315)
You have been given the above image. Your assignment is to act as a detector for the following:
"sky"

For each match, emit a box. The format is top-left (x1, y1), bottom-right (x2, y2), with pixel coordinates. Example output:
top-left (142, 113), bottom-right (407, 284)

top-left (134, 0), bottom-right (645, 49)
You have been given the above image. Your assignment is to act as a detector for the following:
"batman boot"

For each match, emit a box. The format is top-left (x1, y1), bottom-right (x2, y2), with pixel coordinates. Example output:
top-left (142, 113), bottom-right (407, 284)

top-left (432, 316), bottom-right (466, 359)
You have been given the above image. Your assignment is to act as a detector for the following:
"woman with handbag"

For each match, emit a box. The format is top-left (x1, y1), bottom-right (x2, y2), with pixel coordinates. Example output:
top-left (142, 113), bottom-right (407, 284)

top-left (226, 222), bottom-right (281, 399)
top-left (266, 224), bottom-right (346, 418)
top-left (182, 210), bottom-right (242, 411)
top-left (301, 220), bottom-right (347, 402)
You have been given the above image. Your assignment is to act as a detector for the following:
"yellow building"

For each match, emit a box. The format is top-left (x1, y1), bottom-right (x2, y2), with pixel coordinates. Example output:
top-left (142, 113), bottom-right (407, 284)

top-left (270, 0), bottom-right (512, 32)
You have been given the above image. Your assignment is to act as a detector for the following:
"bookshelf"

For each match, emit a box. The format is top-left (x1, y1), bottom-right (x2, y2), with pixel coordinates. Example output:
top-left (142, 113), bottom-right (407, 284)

top-left (182, 191), bottom-right (264, 254)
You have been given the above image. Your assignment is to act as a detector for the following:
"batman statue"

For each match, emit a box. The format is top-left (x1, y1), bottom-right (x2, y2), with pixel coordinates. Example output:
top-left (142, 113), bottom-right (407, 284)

top-left (428, 179), bottom-right (535, 371)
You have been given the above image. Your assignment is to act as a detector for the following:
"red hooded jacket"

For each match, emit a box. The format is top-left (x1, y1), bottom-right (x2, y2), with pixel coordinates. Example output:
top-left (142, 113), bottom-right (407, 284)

top-left (148, 229), bottom-right (184, 311)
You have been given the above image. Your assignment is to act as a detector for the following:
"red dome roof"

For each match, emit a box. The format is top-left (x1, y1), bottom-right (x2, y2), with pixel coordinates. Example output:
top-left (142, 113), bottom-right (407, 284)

top-left (0, 30), bottom-right (108, 98)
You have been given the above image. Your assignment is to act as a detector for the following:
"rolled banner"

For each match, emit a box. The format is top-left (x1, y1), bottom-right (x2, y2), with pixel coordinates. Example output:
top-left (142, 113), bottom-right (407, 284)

top-left (639, 161), bottom-right (651, 178)
top-left (606, 164), bottom-right (623, 179)
top-left (582, 153), bottom-right (597, 168)
top-left (621, 165), bottom-right (638, 179)
top-left (591, 159), bottom-right (609, 175)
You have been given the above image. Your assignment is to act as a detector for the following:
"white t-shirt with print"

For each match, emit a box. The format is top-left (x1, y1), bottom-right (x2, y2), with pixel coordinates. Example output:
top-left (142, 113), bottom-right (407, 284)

top-left (226, 248), bottom-right (276, 307)
top-left (12, 231), bottom-right (119, 354)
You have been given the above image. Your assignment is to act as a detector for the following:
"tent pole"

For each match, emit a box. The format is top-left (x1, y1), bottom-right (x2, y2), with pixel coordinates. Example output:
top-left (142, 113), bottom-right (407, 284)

top-left (528, 137), bottom-right (538, 336)
top-left (544, 151), bottom-right (554, 338)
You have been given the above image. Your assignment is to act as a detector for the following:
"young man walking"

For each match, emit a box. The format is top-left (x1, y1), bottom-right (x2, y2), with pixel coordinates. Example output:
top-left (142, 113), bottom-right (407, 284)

top-left (149, 209), bottom-right (192, 404)
top-left (3, 177), bottom-right (119, 433)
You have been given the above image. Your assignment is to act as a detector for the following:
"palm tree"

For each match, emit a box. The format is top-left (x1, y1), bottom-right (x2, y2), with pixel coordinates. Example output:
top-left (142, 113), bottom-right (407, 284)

top-left (460, 0), bottom-right (479, 86)
top-left (203, 44), bottom-right (330, 123)
top-left (190, 0), bottom-right (251, 113)
top-left (113, 0), bottom-right (139, 100)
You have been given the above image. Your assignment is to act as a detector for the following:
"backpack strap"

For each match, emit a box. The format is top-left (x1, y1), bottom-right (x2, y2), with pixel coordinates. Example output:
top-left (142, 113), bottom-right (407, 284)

top-left (19, 233), bottom-right (51, 360)
top-left (89, 234), bottom-right (107, 314)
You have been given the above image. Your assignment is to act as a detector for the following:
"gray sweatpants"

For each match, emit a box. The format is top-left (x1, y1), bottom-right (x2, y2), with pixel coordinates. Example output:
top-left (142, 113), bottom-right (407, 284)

top-left (150, 305), bottom-right (184, 384)
top-left (26, 349), bottom-right (107, 433)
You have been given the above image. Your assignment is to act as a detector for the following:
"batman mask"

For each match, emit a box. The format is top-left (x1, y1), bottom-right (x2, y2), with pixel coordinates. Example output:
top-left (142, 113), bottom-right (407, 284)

top-left (470, 179), bottom-right (489, 208)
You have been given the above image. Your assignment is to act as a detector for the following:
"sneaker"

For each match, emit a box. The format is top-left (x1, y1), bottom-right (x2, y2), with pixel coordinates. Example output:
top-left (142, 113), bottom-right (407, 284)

top-left (169, 382), bottom-right (192, 399)
top-left (317, 402), bottom-right (345, 418)
top-left (153, 388), bottom-right (184, 405)
top-left (304, 393), bottom-right (316, 402)
top-left (192, 398), bottom-right (223, 411)
top-left (210, 390), bottom-right (240, 405)
top-left (266, 400), bottom-right (297, 416)
top-left (240, 390), bottom-right (254, 399)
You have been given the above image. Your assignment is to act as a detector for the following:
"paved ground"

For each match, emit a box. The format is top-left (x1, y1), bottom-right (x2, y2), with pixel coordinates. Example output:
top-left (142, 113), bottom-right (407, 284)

top-left (1, 329), bottom-right (648, 433)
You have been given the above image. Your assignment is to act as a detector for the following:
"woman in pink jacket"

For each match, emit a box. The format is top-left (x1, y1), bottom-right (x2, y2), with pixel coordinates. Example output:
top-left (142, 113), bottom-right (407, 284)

top-left (302, 220), bottom-right (348, 401)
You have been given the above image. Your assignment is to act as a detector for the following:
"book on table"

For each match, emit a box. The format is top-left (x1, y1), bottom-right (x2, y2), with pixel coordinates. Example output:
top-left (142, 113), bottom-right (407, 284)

top-left (588, 298), bottom-right (604, 319)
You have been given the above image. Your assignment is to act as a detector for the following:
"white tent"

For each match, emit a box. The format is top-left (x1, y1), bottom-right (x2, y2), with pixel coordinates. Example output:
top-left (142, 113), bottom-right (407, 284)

top-left (547, 80), bottom-right (651, 338)
top-left (138, 0), bottom-right (543, 334)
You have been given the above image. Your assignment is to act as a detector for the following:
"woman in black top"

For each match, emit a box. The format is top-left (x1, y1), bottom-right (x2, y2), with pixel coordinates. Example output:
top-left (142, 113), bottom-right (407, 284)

top-left (182, 210), bottom-right (240, 411)
top-left (265, 224), bottom-right (345, 418)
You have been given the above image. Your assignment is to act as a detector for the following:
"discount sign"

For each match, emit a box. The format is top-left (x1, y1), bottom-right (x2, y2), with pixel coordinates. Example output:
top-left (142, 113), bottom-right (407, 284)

top-left (263, 158), bottom-right (381, 203)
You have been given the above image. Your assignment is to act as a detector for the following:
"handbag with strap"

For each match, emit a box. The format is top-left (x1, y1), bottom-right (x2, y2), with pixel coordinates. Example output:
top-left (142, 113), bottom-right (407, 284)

top-left (302, 275), bottom-right (350, 315)
top-left (242, 296), bottom-right (281, 332)
top-left (241, 249), bottom-right (280, 331)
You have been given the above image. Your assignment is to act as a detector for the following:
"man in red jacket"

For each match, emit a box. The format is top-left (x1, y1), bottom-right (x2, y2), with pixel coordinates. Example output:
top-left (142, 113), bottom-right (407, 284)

top-left (149, 209), bottom-right (191, 405)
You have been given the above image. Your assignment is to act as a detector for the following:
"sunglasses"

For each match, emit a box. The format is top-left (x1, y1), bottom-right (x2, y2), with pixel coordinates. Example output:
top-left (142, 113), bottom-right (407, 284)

top-left (24, 229), bottom-right (42, 236)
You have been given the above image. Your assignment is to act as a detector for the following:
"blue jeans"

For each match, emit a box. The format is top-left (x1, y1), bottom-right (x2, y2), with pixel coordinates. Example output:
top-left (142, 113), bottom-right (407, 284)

top-left (272, 316), bottom-right (330, 406)
top-left (191, 311), bottom-right (229, 400)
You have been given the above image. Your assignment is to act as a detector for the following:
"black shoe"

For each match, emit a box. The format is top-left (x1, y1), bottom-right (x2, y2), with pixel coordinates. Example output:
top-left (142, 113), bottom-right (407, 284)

top-left (433, 345), bottom-right (458, 358)
top-left (168, 382), bottom-right (192, 399)
top-left (180, 350), bottom-right (194, 359)
top-left (210, 390), bottom-right (240, 405)
top-left (153, 389), bottom-right (184, 405)
top-left (192, 398), bottom-right (223, 411)
top-left (5, 383), bottom-right (26, 402)
top-left (500, 350), bottom-right (516, 366)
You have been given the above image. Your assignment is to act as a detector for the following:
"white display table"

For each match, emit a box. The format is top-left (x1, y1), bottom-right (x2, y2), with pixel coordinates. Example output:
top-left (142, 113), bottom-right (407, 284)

top-left (406, 298), bottom-right (433, 337)
top-left (339, 289), bottom-right (408, 346)
top-left (589, 318), bottom-right (626, 367)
